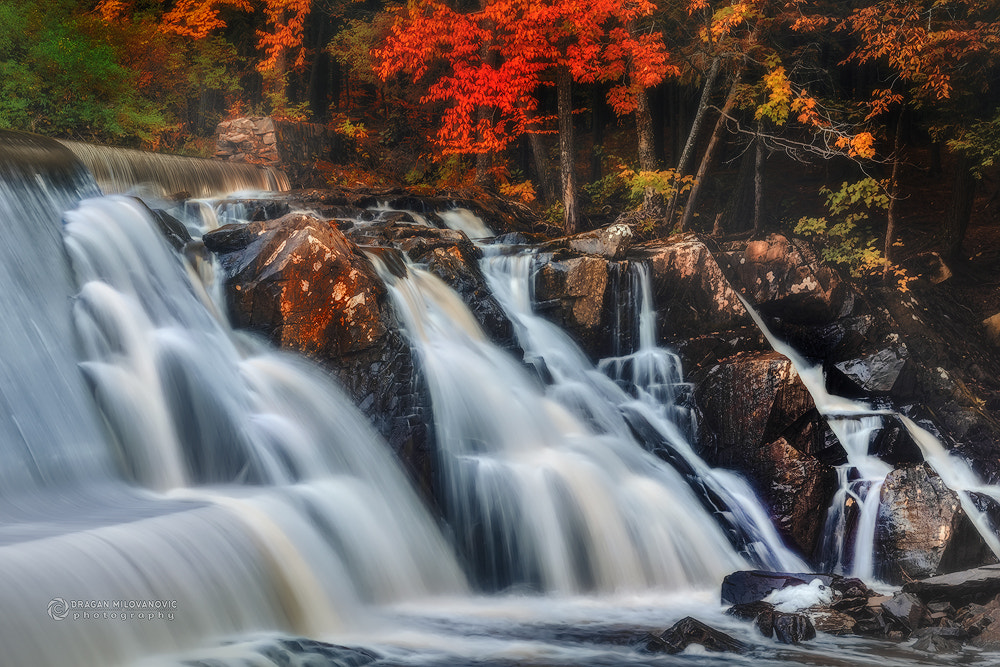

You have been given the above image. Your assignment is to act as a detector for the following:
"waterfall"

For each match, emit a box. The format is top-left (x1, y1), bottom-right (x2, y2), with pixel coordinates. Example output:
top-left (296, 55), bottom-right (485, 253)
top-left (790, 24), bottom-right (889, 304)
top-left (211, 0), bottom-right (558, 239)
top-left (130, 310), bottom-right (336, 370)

top-left (481, 253), bottom-right (807, 574)
top-left (0, 134), bottom-right (464, 666)
top-left (737, 292), bottom-right (1000, 579)
top-left (378, 256), bottom-right (747, 592)
top-left (59, 140), bottom-right (288, 197)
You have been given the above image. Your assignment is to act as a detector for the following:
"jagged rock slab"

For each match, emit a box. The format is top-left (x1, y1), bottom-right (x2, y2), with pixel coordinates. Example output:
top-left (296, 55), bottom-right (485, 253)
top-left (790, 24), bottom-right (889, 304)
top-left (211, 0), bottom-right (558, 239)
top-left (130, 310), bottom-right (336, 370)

top-left (903, 564), bottom-right (1000, 606)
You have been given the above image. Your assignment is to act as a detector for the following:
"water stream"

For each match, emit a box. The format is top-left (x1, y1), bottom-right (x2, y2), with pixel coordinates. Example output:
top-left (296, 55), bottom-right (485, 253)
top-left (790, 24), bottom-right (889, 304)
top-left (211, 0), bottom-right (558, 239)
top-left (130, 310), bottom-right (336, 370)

top-left (0, 131), bottom-right (992, 666)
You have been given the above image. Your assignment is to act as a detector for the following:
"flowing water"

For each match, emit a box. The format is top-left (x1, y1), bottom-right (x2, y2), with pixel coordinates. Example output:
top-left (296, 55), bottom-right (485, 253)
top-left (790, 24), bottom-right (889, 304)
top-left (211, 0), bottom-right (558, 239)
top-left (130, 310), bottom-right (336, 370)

top-left (0, 131), bottom-right (991, 666)
top-left (736, 293), bottom-right (1000, 580)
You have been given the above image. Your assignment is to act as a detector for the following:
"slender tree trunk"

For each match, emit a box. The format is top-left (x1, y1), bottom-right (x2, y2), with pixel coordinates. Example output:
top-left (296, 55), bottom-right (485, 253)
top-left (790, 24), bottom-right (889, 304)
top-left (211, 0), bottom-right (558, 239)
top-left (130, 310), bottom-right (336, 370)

top-left (753, 135), bottom-right (765, 234)
top-left (523, 103), bottom-right (556, 202)
top-left (679, 70), bottom-right (742, 232)
top-left (945, 153), bottom-right (976, 264)
top-left (475, 2), bottom-right (494, 188)
top-left (591, 83), bottom-right (606, 181)
top-left (884, 112), bottom-right (904, 275)
top-left (635, 85), bottom-right (662, 214)
top-left (665, 57), bottom-right (722, 224)
top-left (557, 65), bottom-right (579, 234)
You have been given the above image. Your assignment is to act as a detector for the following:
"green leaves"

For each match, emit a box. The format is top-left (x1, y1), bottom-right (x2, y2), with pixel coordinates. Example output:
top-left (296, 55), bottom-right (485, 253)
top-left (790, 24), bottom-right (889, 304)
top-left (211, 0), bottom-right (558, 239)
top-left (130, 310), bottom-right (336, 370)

top-left (0, 1), bottom-right (164, 143)
top-left (793, 178), bottom-right (889, 278)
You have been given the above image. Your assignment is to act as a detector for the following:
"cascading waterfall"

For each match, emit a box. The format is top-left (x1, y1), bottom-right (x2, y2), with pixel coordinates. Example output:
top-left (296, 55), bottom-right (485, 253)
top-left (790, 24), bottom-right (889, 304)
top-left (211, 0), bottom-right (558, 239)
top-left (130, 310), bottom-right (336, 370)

top-left (59, 139), bottom-right (288, 197)
top-left (376, 255), bottom-right (747, 593)
top-left (0, 136), bottom-right (464, 666)
top-left (737, 293), bottom-right (1000, 579)
top-left (4, 130), bottom-right (983, 666)
top-left (480, 252), bottom-right (808, 574)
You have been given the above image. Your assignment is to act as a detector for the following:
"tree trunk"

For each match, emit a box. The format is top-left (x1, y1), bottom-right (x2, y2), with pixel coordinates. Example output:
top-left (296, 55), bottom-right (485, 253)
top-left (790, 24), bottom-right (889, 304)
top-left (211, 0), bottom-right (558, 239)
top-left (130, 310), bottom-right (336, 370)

top-left (523, 103), bottom-right (556, 202)
top-left (884, 113), bottom-right (903, 274)
top-left (945, 153), bottom-right (976, 264)
top-left (557, 65), bottom-right (579, 234)
top-left (591, 83), bottom-right (607, 181)
top-left (635, 85), bottom-right (662, 214)
top-left (678, 70), bottom-right (742, 232)
top-left (753, 136), bottom-right (765, 234)
top-left (475, 2), bottom-right (495, 188)
top-left (665, 57), bottom-right (722, 225)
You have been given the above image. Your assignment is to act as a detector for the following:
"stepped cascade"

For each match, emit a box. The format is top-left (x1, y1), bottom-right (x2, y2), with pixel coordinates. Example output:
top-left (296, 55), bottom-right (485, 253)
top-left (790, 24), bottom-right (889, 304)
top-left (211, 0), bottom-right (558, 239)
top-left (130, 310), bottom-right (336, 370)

top-left (0, 130), bottom-right (996, 666)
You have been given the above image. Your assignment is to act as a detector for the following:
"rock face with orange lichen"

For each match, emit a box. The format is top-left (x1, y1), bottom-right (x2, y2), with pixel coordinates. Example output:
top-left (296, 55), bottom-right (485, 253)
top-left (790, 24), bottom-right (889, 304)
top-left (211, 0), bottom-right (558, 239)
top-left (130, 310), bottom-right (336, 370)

top-left (205, 213), bottom-right (388, 357)
top-left (203, 213), bottom-right (434, 495)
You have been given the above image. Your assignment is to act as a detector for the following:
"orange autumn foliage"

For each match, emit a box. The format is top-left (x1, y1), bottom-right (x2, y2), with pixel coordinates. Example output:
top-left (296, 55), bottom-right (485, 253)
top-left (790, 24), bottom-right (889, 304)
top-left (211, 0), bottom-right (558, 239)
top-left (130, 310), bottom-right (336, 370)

top-left (376, 0), bottom-right (673, 154)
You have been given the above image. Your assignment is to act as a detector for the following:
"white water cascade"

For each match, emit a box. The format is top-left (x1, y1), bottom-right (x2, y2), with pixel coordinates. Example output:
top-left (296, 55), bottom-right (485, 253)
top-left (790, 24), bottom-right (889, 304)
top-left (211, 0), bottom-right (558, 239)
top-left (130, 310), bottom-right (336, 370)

top-left (737, 293), bottom-right (1000, 580)
top-left (375, 256), bottom-right (747, 593)
top-left (481, 253), bottom-right (808, 574)
top-left (3, 131), bottom-right (985, 666)
top-left (0, 139), bottom-right (464, 665)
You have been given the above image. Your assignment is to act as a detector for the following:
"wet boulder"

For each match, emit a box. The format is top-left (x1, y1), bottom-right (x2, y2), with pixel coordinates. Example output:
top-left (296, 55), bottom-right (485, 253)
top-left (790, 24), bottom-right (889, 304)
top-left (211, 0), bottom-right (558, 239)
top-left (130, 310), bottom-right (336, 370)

top-left (203, 214), bottom-right (433, 491)
top-left (543, 223), bottom-right (634, 260)
top-left (721, 570), bottom-right (830, 605)
top-left (726, 600), bottom-right (776, 637)
top-left (880, 592), bottom-right (930, 632)
top-left (876, 463), bottom-right (994, 584)
top-left (726, 234), bottom-right (855, 324)
top-left (204, 213), bottom-right (389, 358)
top-left (533, 254), bottom-right (611, 358)
top-left (694, 352), bottom-right (839, 554)
top-left (834, 345), bottom-right (912, 394)
top-left (903, 564), bottom-right (1000, 607)
top-left (645, 617), bottom-right (747, 654)
top-left (772, 612), bottom-right (816, 644)
top-left (636, 235), bottom-right (752, 345)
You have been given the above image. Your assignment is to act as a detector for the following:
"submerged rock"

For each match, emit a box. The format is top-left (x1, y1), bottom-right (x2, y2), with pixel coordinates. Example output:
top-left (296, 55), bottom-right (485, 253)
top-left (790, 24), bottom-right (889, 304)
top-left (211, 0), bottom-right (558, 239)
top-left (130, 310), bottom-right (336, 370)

top-left (772, 612), bottom-right (816, 644)
top-left (645, 616), bottom-right (747, 654)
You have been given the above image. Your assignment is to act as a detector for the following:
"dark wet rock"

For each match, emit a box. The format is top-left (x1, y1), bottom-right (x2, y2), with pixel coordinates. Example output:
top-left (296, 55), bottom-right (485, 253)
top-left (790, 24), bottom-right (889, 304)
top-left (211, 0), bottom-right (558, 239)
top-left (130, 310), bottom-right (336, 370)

top-left (148, 208), bottom-right (192, 251)
top-left (865, 414), bottom-right (926, 466)
top-left (772, 612), bottom-right (816, 644)
top-left (542, 223), bottom-right (634, 260)
top-left (726, 234), bottom-right (856, 324)
top-left (721, 570), bottom-right (832, 605)
top-left (636, 236), bottom-right (753, 347)
top-left (834, 345), bottom-right (911, 394)
top-left (903, 564), bottom-right (1000, 607)
top-left (424, 246), bottom-right (515, 348)
top-left (726, 601), bottom-right (775, 638)
top-left (881, 592), bottom-right (930, 632)
top-left (354, 222), bottom-right (514, 348)
top-left (204, 214), bottom-right (388, 358)
top-left (203, 213), bottom-right (434, 494)
top-left (913, 627), bottom-right (964, 653)
top-left (534, 254), bottom-right (610, 358)
top-left (812, 610), bottom-right (857, 636)
top-left (876, 464), bottom-right (994, 584)
top-left (645, 616), bottom-right (747, 654)
top-left (694, 352), bottom-right (839, 554)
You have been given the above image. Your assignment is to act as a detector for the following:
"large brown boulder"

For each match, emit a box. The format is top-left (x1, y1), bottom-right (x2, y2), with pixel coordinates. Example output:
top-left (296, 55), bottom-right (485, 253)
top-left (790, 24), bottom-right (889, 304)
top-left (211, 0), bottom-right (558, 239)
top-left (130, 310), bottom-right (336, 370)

top-left (203, 214), bottom-right (434, 494)
top-left (727, 234), bottom-right (855, 324)
top-left (534, 254), bottom-right (611, 358)
top-left (205, 213), bottom-right (389, 357)
top-left (876, 463), bottom-right (995, 584)
top-left (693, 350), bottom-right (839, 555)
